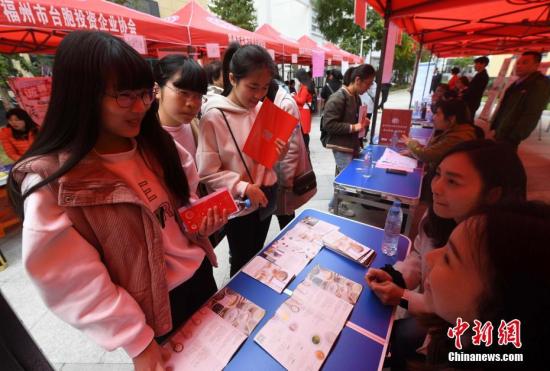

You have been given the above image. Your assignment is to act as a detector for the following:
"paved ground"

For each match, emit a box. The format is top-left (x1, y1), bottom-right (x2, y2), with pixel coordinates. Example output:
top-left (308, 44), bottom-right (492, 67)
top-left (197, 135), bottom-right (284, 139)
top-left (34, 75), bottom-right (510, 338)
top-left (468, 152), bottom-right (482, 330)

top-left (1, 89), bottom-right (549, 370)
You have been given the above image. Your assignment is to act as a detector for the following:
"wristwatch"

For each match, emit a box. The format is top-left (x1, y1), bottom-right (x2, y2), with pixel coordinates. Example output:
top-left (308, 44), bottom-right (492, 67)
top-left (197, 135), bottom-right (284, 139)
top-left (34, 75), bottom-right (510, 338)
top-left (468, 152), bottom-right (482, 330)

top-left (399, 290), bottom-right (409, 310)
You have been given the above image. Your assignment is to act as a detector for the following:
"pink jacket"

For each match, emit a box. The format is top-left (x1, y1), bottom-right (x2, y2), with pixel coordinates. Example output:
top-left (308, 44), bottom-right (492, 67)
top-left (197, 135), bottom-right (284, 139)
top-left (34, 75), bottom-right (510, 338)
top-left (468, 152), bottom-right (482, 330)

top-left (12, 144), bottom-right (216, 357)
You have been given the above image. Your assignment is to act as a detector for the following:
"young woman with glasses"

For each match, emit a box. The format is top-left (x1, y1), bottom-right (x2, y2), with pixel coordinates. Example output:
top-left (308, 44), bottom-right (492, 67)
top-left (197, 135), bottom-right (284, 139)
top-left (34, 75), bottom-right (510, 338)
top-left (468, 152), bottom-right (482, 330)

top-left (8, 31), bottom-right (226, 371)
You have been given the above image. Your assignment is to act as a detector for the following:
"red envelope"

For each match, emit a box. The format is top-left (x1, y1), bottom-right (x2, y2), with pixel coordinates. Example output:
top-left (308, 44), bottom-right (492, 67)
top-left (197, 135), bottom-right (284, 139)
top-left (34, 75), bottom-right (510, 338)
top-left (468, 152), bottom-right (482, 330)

top-left (243, 99), bottom-right (299, 169)
top-left (178, 188), bottom-right (237, 233)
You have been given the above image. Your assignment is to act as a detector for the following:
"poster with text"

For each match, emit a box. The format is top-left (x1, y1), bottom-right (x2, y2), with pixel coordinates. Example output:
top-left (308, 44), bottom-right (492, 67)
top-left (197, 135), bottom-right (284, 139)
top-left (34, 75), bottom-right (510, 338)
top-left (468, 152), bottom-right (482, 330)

top-left (206, 43), bottom-right (221, 58)
top-left (379, 109), bottom-right (413, 146)
top-left (8, 77), bottom-right (52, 126)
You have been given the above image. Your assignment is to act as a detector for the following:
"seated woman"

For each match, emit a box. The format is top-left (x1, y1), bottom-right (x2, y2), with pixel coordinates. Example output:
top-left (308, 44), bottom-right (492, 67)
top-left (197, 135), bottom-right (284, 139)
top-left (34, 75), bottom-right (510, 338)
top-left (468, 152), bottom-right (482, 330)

top-left (401, 99), bottom-right (481, 170)
top-left (424, 201), bottom-right (550, 368)
top-left (365, 140), bottom-right (527, 370)
top-left (0, 108), bottom-right (38, 161)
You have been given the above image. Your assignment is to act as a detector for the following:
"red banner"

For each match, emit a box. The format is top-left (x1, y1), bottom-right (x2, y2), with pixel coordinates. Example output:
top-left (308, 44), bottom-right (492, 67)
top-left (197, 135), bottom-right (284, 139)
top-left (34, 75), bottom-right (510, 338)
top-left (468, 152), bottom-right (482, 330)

top-left (7, 77), bottom-right (52, 126)
top-left (354, 0), bottom-right (366, 29)
top-left (243, 99), bottom-right (298, 169)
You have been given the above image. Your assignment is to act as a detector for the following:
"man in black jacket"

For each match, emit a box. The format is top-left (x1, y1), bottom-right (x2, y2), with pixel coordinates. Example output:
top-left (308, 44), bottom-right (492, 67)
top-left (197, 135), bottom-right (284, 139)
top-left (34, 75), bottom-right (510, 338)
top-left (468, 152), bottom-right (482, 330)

top-left (464, 56), bottom-right (489, 119)
top-left (490, 51), bottom-right (550, 147)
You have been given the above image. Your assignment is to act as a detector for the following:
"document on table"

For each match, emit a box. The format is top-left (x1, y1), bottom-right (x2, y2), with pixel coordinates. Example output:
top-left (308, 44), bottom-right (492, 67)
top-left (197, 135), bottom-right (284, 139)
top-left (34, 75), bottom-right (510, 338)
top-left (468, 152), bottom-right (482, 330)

top-left (255, 266), bottom-right (362, 371)
top-left (322, 230), bottom-right (376, 267)
top-left (376, 148), bottom-right (418, 172)
top-left (165, 287), bottom-right (265, 371)
top-left (242, 256), bottom-right (294, 293)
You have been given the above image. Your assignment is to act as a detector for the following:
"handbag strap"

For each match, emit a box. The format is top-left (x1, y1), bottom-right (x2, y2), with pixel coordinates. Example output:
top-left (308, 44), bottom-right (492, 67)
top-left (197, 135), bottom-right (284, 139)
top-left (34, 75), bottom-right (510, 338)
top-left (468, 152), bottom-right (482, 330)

top-left (216, 108), bottom-right (255, 184)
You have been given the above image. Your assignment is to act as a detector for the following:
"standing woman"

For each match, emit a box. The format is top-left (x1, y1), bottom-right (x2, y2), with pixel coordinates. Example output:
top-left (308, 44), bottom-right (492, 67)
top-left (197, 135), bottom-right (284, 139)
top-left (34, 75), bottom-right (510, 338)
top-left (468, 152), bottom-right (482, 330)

top-left (324, 64), bottom-right (375, 215)
top-left (8, 31), bottom-right (226, 371)
top-left (1, 108), bottom-right (38, 161)
top-left (198, 42), bottom-right (286, 276)
top-left (293, 68), bottom-right (314, 150)
top-left (153, 54), bottom-right (207, 162)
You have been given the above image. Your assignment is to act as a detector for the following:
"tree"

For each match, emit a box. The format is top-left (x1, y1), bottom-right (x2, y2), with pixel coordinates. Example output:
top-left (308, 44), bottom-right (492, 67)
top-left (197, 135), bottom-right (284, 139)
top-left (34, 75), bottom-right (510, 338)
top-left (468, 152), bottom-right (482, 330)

top-left (209, 0), bottom-right (257, 32)
top-left (313, 0), bottom-right (383, 56)
top-left (314, 0), bottom-right (419, 85)
top-left (0, 54), bottom-right (38, 110)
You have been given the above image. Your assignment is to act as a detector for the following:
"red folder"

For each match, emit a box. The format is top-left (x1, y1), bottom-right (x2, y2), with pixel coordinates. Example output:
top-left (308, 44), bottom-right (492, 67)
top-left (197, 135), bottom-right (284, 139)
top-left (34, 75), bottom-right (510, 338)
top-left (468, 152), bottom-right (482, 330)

top-left (243, 99), bottom-right (299, 169)
top-left (178, 188), bottom-right (237, 233)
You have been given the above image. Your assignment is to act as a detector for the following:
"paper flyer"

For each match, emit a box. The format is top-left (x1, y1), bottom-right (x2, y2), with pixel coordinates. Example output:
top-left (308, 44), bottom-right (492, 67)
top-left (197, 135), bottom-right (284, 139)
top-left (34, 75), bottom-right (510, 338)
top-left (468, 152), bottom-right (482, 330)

top-left (243, 98), bottom-right (299, 169)
top-left (255, 266), bottom-right (359, 371)
top-left (166, 288), bottom-right (265, 371)
top-left (242, 256), bottom-right (293, 294)
top-left (306, 265), bottom-right (363, 305)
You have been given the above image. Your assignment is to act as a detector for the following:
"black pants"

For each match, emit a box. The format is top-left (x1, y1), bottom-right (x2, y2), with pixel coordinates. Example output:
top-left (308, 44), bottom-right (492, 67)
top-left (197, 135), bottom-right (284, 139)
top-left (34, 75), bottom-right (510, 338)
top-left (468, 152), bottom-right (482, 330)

top-left (277, 213), bottom-right (295, 230)
top-left (389, 317), bottom-right (427, 370)
top-left (302, 132), bottom-right (310, 152)
top-left (225, 209), bottom-right (272, 276)
top-left (156, 257), bottom-right (217, 343)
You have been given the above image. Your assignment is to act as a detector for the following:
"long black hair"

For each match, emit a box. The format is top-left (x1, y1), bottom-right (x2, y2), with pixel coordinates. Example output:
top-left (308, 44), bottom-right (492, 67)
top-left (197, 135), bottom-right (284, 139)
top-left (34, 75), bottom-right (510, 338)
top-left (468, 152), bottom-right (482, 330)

top-left (423, 139), bottom-right (527, 247)
top-left (153, 54), bottom-right (207, 94)
top-left (222, 42), bottom-right (277, 97)
top-left (8, 31), bottom-right (190, 216)
top-left (5, 108), bottom-right (38, 140)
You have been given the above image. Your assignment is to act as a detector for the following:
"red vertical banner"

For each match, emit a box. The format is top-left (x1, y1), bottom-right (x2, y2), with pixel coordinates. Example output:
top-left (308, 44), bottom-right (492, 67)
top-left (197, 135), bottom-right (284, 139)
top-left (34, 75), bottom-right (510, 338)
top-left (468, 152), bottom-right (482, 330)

top-left (382, 22), bottom-right (399, 84)
top-left (7, 77), bottom-right (52, 126)
top-left (354, 0), bottom-right (367, 29)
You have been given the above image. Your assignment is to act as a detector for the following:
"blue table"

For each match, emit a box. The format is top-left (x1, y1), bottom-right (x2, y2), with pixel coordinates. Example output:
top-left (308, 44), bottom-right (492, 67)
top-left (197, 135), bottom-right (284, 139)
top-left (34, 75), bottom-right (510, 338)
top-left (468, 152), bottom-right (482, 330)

top-left (334, 145), bottom-right (424, 234)
top-left (172, 209), bottom-right (411, 371)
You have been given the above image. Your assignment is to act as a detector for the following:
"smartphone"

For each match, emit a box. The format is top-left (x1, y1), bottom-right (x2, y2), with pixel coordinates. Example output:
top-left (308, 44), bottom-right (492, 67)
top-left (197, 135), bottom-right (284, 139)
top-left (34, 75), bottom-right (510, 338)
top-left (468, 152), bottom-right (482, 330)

top-left (385, 168), bottom-right (408, 176)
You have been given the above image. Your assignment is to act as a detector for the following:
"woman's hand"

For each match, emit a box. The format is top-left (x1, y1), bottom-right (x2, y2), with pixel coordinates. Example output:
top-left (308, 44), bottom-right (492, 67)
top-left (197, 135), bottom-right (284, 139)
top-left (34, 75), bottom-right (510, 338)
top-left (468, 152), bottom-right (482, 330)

top-left (245, 183), bottom-right (268, 208)
top-left (400, 134), bottom-right (411, 145)
top-left (132, 340), bottom-right (171, 371)
top-left (274, 138), bottom-right (289, 161)
top-left (198, 206), bottom-right (228, 238)
top-left (365, 268), bottom-right (393, 288)
top-left (369, 280), bottom-right (405, 306)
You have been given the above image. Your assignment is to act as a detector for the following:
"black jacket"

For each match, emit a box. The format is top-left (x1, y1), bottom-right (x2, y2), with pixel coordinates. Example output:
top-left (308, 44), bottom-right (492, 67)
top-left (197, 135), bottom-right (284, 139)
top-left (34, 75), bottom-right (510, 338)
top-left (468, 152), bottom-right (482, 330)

top-left (322, 88), bottom-right (361, 153)
top-left (465, 69), bottom-right (489, 117)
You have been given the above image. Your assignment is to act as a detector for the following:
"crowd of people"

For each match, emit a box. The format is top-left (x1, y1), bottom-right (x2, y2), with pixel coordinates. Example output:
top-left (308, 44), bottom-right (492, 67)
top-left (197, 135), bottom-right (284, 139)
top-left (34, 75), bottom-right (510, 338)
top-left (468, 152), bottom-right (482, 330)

top-left (1, 29), bottom-right (550, 370)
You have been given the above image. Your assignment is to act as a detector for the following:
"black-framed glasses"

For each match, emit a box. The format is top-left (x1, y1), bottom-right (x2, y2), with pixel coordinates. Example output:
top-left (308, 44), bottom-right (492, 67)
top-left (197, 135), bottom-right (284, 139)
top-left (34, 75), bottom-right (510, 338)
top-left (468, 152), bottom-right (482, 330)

top-left (105, 89), bottom-right (155, 108)
top-left (165, 85), bottom-right (204, 102)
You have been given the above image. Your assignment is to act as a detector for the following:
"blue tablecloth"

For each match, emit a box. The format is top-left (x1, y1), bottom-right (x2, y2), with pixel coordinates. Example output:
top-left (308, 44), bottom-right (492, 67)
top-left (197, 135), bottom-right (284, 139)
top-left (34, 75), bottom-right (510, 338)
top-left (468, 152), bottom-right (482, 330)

top-left (222, 209), bottom-right (411, 371)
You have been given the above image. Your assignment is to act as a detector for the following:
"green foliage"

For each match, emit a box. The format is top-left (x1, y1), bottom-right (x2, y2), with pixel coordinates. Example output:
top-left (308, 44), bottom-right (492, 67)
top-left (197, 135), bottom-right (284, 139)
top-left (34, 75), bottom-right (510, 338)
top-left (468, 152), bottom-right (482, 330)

top-left (313, 0), bottom-right (384, 55)
top-left (314, 0), bottom-right (418, 84)
top-left (0, 54), bottom-right (36, 88)
top-left (209, 0), bottom-right (257, 32)
top-left (447, 57), bottom-right (474, 69)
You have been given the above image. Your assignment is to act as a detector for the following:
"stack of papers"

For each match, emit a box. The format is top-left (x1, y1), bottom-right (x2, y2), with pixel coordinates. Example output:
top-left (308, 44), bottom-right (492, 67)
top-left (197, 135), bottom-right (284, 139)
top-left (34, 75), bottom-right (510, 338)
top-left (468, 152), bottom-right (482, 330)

top-left (322, 230), bottom-right (376, 267)
top-left (254, 266), bottom-right (362, 371)
top-left (376, 148), bottom-right (418, 173)
top-left (165, 288), bottom-right (265, 371)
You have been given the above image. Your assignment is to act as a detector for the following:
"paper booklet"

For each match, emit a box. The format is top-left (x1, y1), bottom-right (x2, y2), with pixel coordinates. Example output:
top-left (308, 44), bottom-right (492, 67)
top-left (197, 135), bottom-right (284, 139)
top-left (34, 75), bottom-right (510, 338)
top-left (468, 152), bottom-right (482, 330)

top-left (376, 147), bottom-right (418, 173)
top-left (165, 287), bottom-right (265, 371)
top-left (242, 256), bottom-right (294, 293)
top-left (254, 266), bottom-right (362, 371)
top-left (178, 188), bottom-right (237, 233)
top-left (322, 230), bottom-right (376, 268)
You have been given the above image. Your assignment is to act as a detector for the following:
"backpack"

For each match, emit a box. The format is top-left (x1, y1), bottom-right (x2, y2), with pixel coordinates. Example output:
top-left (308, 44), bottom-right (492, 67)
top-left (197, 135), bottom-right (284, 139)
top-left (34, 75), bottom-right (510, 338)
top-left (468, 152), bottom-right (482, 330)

top-left (320, 89), bottom-right (347, 148)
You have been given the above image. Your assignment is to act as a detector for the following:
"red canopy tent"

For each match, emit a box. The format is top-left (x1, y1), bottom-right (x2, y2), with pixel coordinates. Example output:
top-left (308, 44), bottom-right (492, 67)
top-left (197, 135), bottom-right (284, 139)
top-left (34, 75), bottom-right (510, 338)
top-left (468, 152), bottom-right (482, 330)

top-left (255, 23), bottom-right (305, 63)
top-left (166, 0), bottom-right (284, 60)
top-left (0, 0), bottom-right (190, 55)
top-left (297, 35), bottom-right (337, 63)
top-left (323, 42), bottom-right (362, 64)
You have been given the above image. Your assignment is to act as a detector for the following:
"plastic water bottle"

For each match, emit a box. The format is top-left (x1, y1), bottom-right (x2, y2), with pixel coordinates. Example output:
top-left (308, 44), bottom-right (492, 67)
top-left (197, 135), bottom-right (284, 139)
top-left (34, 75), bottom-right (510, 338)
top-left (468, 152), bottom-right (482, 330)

top-left (363, 147), bottom-right (374, 178)
top-left (381, 200), bottom-right (403, 256)
top-left (390, 131), bottom-right (399, 150)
